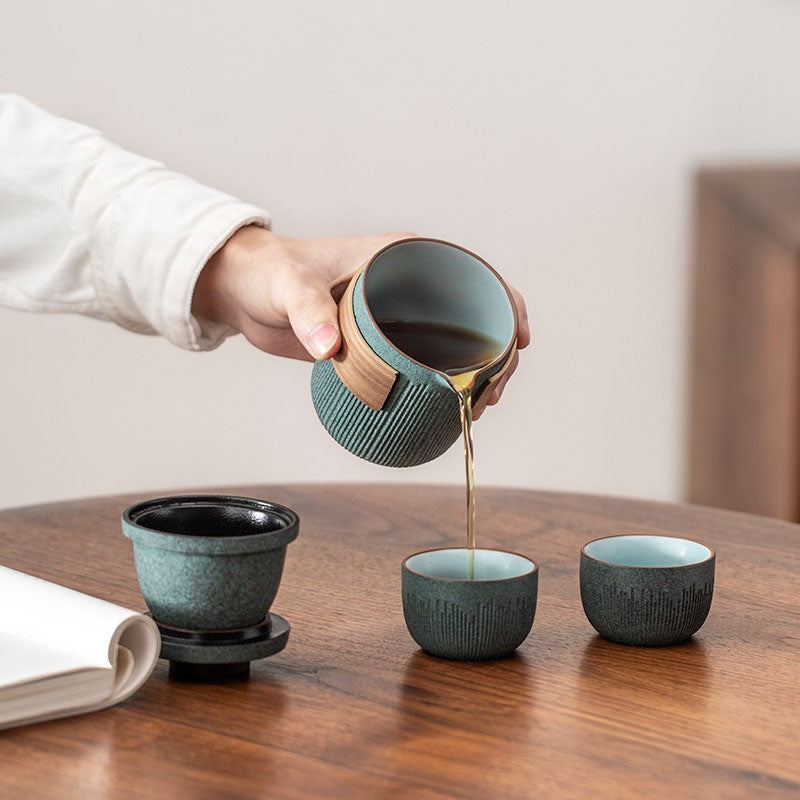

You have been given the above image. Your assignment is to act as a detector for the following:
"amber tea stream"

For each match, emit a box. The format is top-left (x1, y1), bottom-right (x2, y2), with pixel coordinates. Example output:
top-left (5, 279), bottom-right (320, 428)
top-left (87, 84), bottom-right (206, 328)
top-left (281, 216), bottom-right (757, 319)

top-left (377, 320), bottom-right (504, 579)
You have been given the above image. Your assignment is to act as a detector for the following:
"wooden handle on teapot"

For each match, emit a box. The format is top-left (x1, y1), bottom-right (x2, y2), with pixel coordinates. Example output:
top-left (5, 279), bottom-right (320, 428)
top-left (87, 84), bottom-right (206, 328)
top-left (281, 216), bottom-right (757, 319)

top-left (471, 341), bottom-right (517, 418)
top-left (332, 268), bottom-right (398, 411)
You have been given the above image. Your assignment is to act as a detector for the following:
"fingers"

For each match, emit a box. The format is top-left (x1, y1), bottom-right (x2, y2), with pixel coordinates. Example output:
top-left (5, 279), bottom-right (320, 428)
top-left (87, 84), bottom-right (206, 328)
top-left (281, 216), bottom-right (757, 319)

top-left (507, 284), bottom-right (531, 349)
top-left (266, 232), bottom-right (417, 362)
top-left (240, 325), bottom-right (316, 362)
top-left (477, 284), bottom-right (528, 415)
top-left (283, 280), bottom-right (342, 360)
top-left (488, 351), bottom-right (519, 406)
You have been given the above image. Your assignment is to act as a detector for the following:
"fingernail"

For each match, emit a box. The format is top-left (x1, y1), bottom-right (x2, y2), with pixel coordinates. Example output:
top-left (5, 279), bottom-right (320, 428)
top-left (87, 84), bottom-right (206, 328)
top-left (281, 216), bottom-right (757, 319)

top-left (308, 322), bottom-right (339, 358)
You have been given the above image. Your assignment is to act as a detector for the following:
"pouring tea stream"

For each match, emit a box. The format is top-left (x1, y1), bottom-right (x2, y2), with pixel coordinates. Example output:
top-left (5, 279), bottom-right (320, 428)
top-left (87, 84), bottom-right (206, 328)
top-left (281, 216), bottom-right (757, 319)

top-left (310, 238), bottom-right (517, 578)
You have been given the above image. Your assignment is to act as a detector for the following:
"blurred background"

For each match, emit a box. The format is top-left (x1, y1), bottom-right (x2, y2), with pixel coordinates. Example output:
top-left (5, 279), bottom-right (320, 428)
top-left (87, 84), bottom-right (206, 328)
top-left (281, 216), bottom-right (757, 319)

top-left (2, 0), bottom-right (800, 512)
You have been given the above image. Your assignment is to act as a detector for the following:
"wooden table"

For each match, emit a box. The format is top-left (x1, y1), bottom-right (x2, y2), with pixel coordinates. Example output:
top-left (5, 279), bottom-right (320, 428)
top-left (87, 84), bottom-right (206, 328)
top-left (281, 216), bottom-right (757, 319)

top-left (1, 485), bottom-right (799, 799)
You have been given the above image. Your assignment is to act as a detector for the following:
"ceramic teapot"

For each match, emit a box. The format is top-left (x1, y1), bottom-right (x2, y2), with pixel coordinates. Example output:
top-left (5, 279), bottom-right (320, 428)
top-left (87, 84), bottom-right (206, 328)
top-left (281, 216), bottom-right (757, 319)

top-left (310, 238), bottom-right (517, 467)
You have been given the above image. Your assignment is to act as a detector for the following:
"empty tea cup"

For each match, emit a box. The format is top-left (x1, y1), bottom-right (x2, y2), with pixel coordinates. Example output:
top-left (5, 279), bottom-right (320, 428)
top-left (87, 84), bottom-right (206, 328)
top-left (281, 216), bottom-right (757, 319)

top-left (402, 548), bottom-right (538, 660)
top-left (580, 534), bottom-right (715, 646)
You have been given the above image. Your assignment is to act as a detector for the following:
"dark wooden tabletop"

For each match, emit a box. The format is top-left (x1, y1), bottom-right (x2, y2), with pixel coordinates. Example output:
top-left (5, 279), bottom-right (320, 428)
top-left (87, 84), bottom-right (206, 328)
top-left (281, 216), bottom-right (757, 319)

top-left (1, 484), bottom-right (799, 799)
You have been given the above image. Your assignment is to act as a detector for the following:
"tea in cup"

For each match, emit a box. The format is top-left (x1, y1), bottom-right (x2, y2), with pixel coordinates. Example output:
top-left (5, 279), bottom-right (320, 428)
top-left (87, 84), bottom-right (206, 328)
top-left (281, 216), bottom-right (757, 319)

top-left (402, 548), bottom-right (538, 660)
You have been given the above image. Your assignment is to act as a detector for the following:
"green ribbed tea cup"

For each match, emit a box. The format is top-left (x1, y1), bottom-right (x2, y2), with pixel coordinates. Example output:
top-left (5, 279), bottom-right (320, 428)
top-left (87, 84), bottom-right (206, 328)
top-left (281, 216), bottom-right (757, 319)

top-left (402, 548), bottom-right (538, 660)
top-left (580, 534), bottom-right (715, 646)
top-left (311, 238), bottom-right (517, 467)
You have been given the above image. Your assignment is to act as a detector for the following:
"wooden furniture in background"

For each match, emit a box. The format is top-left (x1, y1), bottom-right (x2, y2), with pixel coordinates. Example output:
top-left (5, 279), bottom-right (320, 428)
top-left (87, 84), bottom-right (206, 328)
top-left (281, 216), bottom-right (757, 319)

top-left (689, 165), bottom-right (800, 519)
top-left (1, 484), bottom-right (799, 799)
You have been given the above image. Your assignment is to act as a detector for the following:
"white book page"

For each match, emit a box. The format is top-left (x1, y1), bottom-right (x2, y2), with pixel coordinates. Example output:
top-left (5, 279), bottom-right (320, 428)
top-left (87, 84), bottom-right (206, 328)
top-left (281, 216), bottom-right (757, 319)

top-left (0, 631), bottom-right (93, 686)
top-left (0, 566), bottom-right (143, 674)
top-left (0, 566), bottom-right (160, 728)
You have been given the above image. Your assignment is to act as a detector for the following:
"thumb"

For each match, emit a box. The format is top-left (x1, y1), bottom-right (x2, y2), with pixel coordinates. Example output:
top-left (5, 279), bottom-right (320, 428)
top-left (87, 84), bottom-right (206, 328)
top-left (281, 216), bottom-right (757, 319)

top-left (284, 282), bottom-right (341, 360)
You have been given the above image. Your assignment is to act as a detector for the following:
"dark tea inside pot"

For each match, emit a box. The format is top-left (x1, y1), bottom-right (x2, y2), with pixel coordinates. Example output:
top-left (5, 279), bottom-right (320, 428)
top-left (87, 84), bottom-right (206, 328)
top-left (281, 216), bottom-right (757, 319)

top-left (364, 239), bottom-right (515, 377)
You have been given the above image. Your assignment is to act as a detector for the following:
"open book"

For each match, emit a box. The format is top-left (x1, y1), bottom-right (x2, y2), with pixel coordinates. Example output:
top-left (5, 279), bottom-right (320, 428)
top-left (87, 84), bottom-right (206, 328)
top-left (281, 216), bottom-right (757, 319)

top-left (0, 565), bottom-right (160, 729)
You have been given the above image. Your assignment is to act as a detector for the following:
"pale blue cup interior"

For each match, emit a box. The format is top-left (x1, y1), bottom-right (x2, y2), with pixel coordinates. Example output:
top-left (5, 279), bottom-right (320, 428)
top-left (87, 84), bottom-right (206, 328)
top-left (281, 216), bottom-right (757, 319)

top-left (364, 240), bottom-right (516, 355)
top-left (584, 535), bottom-right (713, 567)
top-left (405, 548), bottom-right (535, 581)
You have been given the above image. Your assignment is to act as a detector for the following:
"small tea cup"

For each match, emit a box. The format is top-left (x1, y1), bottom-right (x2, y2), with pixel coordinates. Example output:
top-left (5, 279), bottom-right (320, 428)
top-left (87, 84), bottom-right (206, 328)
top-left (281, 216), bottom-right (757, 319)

top-left (402, 548), bottom-right (538, 660)
top-left (122, 495), bottom-right (299, 631)
top-left (580, 534), bottom-right (715, 646)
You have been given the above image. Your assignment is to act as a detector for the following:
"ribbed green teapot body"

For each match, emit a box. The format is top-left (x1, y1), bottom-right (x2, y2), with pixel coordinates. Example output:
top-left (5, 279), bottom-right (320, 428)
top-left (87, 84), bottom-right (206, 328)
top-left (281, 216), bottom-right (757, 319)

top-left (310, 239), bottom-right (516, 468)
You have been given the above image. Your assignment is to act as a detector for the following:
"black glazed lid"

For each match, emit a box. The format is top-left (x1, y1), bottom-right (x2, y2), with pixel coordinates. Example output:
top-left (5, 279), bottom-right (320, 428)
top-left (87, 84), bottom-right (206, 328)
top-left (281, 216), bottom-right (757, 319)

top-left (122, 495), bottom-right (299, 554)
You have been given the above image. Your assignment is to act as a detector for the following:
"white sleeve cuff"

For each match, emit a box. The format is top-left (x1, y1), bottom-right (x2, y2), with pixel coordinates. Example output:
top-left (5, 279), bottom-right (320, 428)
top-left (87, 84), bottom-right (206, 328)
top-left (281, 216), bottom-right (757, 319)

top-left (0, 95), bottom-right (273, 349)
top-left (162, 204), bottom-right (271, 351)
top-left (88, 160), bottom-right (272, 350)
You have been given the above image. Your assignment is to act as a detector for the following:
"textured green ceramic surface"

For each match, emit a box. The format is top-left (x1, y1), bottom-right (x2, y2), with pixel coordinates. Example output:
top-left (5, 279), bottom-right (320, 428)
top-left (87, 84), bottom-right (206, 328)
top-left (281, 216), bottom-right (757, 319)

top-left (580, 535), bottom-right (715, 646)
top-left (311, 357), bottom-right (463, 467)
top-left (311, 239), bottom-right (515, 467)
top-left (122, 495), bottom-right (299, 631)
top-left (402, 548), bottom-right (538, 660)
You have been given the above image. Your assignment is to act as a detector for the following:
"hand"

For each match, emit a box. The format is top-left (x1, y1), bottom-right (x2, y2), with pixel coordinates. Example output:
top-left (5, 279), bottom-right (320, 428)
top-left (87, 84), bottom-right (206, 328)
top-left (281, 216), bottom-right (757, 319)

top-left (192, 226), bottom-right (530, 404)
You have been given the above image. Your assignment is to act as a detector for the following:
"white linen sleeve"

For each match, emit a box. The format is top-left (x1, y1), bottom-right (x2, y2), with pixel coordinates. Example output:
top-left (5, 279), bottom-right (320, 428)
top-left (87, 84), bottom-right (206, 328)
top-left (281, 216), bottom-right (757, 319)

top-left (0, 94), bottom-right (271, 350)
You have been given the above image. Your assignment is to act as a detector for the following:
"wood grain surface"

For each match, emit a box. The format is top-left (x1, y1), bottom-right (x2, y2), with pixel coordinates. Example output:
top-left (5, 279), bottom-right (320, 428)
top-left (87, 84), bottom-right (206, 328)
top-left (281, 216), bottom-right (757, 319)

top-left (1, 484), bottom-right (799, 800)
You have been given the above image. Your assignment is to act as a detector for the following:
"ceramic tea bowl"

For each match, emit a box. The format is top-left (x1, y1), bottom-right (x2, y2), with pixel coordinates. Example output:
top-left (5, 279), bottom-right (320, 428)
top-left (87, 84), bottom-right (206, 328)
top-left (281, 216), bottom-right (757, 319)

top-left (580, 534), bottom-right (715, 646)
top-left (122, 495), bottom-right (298, 631)
top-left (402, 548), bottom-right (538, 660)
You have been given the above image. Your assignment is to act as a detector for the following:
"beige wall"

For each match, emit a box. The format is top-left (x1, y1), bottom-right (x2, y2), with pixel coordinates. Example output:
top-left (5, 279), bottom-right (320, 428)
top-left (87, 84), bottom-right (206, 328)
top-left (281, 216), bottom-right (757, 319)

top-left (2, 0), bottom-right (800, 509)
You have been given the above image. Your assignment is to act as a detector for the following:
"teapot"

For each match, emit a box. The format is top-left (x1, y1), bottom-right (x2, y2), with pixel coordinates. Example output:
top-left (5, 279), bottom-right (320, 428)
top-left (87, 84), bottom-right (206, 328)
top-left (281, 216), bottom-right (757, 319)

top-left (310, 237), bottom-right (517, 467)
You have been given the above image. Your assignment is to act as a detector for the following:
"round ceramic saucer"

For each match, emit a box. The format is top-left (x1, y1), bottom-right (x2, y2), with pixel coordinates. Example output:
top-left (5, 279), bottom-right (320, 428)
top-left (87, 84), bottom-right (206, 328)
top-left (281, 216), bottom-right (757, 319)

top-left (149, 612), bottom-right (290, 679)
